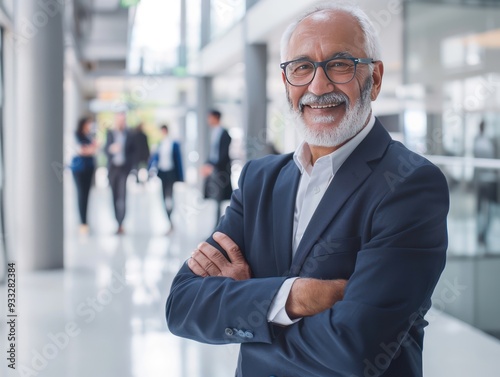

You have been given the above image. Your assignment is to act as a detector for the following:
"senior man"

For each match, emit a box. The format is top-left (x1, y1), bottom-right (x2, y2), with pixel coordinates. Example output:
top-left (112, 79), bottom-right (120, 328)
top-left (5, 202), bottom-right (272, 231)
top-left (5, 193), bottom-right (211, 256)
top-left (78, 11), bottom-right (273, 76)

top-left (166, 2), bottom-right (449, 377)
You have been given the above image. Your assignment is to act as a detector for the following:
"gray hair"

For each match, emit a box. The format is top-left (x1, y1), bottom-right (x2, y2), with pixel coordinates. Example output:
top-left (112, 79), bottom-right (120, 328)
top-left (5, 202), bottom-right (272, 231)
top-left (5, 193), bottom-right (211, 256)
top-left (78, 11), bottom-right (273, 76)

top-left (280, 1), bottom-right (382, 63)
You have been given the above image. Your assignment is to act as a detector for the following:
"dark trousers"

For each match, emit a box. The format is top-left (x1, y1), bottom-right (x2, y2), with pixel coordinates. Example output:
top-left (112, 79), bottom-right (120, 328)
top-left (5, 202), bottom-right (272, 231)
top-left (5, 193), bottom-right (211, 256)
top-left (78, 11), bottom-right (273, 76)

top-left (108, 165), bottom-right (129, 226)
top-left (157, 169), bottom-right (177, 220)
top-left (203, 170), bottom-right (232, 227)
top-left (72, 169), bottom-right (94, 224)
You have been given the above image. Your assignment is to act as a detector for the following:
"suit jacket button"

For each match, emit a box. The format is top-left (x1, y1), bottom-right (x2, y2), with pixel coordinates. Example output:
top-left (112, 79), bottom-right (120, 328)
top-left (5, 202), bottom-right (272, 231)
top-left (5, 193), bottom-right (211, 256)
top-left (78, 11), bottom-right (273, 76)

top-left (225, 328), bottom-right (234, 336)
top-left (244, 331), bottom-right (254, 339)
top-left (237, 330), bottom-right (245, 337)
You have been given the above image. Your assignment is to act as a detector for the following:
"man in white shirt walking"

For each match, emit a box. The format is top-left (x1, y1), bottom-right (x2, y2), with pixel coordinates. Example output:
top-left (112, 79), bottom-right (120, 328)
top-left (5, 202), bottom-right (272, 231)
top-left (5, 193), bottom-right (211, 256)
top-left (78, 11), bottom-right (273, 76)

top-left (153, 124), bottom-right (184, 229)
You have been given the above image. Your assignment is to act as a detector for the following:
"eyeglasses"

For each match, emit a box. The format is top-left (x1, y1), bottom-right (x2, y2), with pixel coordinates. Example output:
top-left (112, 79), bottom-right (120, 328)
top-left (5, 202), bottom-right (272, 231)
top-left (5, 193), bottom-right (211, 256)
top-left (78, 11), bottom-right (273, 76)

top-left (280, 57), bottom-right (376, 87)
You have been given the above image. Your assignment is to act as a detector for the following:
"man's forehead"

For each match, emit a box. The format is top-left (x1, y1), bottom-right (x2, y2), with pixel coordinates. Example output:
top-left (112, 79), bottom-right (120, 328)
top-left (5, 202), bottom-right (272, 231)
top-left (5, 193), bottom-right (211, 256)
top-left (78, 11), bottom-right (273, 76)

top-left (299, 9), bottom-right (356, 28)
top-left (290, 13), bottom-right (361, 48)
top-left (307, 9), bottom-right (334, 22)
top-left (287, 10), bottom-right (366, 55)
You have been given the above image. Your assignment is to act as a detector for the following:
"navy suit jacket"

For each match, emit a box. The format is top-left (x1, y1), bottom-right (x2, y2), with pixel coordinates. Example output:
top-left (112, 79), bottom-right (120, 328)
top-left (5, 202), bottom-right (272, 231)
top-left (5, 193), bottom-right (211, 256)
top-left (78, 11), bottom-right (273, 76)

top-left (204, 128), bottom-right (232, 201)
top-left (104, 129), bottom-right (136, 172)
top-left (166, 120), bottom-right (449, 377)
top-left (149, 141), bottom-right (184, 182)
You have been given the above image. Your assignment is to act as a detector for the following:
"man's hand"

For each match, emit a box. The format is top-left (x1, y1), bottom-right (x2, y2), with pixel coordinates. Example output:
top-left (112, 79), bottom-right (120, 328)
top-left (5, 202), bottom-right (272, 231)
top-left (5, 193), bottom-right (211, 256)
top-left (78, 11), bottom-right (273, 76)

top-left (188, 232), bottom-right (252, 281)
top-left (108, 142), bottom-right (121, 154)
top-left (285, 278), bottom-right (348, 319)
top-left (200, 164), bottom-right (214, 177)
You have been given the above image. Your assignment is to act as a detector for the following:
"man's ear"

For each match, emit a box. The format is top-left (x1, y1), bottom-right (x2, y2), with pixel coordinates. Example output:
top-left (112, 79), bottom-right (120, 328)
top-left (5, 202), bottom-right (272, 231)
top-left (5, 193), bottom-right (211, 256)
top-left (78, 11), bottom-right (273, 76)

top-left (370, 61), bottom-right (384, 101)
top-left (282, 71), bottom-right (287, 86)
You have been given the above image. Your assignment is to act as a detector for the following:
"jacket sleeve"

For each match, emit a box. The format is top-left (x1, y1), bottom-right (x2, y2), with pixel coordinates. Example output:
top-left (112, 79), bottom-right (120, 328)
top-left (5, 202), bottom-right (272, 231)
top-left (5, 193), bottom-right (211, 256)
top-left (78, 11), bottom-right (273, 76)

top-left (165, 160), bottom-right (287, 344)
top-left (173, 142), bottom-right (184, 181)
top-left (213, 129), bottom-right (231, 171)
top-left (104, 131), bottom-right (113, 161)
top-left (265, 164), bottom-right (449, 376)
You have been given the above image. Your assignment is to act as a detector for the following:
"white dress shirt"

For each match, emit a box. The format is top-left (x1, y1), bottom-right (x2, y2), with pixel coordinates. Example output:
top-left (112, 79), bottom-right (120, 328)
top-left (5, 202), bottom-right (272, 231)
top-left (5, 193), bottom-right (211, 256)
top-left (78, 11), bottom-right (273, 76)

top-left (267, 115), bottom-right (376, 325)
top-left (158, 137), bottom-right (174, 171)
top-left (209, 126), bottom-right (223, 163)
top-left (111, 130), bottom-right (126, 166)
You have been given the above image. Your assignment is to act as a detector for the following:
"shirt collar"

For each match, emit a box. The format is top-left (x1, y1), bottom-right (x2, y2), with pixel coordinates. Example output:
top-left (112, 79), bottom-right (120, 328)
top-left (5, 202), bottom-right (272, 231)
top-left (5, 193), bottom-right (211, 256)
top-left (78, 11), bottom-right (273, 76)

top-left (293, 114), bottom-right (376, 176)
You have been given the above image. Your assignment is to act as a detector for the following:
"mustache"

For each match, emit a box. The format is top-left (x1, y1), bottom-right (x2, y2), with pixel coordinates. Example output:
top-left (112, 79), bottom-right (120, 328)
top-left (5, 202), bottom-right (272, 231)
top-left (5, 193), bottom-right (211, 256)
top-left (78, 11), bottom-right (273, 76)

top-left (298, 92), bottom-right (349, 112)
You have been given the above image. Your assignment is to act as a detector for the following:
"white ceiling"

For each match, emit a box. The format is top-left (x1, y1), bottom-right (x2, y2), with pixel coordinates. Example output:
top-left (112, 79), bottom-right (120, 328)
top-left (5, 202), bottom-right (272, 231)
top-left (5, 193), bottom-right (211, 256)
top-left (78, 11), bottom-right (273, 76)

top-left (71, 0), bottom-right (132, 73)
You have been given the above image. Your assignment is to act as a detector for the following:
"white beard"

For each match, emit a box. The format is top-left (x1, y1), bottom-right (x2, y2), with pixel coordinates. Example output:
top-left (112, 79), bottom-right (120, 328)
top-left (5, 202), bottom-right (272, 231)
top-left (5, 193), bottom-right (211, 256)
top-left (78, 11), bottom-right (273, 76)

top-left (288, 77), bottom-right (373, 148)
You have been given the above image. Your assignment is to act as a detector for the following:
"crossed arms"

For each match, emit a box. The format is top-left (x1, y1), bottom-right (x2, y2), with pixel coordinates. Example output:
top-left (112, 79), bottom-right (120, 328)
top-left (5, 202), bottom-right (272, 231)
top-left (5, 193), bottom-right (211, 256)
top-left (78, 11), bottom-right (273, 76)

top-left (189, 231), bottom-right (347, 319)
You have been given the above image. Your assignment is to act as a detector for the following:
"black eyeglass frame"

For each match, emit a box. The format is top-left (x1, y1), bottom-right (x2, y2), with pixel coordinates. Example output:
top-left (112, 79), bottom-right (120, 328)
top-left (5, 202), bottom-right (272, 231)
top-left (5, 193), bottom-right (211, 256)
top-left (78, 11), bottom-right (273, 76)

top-left (280, 57), bottom-right (377, 87)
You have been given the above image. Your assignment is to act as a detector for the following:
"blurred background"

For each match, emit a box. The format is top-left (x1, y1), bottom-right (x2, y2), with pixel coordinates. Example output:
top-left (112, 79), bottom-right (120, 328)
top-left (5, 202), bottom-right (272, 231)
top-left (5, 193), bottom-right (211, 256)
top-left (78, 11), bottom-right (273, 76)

top-left (1, 0), bottom-right (500, 376)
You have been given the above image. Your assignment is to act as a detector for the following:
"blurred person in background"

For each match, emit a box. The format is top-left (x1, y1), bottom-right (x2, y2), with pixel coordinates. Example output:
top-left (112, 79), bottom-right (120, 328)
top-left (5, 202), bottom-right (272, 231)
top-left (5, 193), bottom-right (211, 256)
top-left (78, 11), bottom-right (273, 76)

top-left (105, 112), bottom-right (136, 235)
top-left (71, 116), bottom-right (97, 235)
top-left (149, 124), bottom-right (184, 231)
top-left (167, 3), bottom-right (449, 376)
top-left (473, 120), bottom-right (498, 246)
top-left (131, 122), bottom-right (150, 183)
top-left (201, 109), bottom-right (232, 226)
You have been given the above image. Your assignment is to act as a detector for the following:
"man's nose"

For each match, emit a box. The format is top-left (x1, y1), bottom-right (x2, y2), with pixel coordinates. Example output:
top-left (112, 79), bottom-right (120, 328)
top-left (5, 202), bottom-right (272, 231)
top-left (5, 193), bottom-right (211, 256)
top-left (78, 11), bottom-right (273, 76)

top-left (308, 66), bottom-right (335, 96)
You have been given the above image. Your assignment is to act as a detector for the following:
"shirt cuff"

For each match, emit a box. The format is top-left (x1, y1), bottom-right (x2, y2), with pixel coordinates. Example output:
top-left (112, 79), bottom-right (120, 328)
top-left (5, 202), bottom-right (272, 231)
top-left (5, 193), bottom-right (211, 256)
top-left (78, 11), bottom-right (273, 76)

top-left (267, 277), bottom-right (302, 326)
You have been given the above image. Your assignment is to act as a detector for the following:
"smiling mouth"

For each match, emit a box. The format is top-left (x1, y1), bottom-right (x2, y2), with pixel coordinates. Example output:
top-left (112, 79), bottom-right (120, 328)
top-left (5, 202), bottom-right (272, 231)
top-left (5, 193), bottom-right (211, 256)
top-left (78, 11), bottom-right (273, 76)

top-left (306, 102), bottom-right (344, 110)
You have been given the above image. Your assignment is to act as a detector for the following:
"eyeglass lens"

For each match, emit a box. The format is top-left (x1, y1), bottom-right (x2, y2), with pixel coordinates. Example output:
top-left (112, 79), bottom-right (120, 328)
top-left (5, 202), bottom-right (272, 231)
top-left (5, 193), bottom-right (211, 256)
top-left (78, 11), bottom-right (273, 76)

top-left (285, 58), bottom-right (357, 85)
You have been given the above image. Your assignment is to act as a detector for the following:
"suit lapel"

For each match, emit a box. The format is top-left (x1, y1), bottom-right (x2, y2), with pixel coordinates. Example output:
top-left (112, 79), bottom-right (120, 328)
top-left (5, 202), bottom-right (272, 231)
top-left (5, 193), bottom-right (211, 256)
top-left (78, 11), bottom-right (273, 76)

top-left (272, 158), bottom-right (301, 277)
top-left (290, 120), bottom-right (392, 275)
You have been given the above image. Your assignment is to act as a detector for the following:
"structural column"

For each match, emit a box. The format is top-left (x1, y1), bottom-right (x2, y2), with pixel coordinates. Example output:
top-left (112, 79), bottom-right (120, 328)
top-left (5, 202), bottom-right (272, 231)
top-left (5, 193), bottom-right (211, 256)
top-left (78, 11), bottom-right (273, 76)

top-left (196, 0), bottom-right (213, 173)
top-left (244, 43), bottom-right (268, 160)
top-left (196, 77), bottom-right (213, 170)
top-left (179, 0), bottom-right (187, 69)
top-left (11, 0), bottom-right (64, 270)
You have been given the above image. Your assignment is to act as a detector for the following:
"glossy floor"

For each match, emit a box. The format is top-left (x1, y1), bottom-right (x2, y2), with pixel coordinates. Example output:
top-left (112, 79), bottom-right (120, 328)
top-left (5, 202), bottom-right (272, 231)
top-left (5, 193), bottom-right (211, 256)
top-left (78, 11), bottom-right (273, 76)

top-left (2, 174), bottom-right (500, 377)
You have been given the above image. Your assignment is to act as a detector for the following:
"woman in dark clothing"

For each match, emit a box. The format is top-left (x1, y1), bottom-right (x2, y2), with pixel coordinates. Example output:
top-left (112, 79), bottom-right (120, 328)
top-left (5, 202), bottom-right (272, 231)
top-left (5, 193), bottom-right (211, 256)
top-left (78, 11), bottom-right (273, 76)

top-left (71, 116), bottom-right (97, 234)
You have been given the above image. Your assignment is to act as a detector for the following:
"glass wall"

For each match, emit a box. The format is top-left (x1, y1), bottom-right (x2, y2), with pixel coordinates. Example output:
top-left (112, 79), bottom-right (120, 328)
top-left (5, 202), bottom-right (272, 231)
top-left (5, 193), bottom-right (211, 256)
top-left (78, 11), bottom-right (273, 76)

top-left (128, 0), bottom-right (182, 74)
top-left (404, 0), bottom-right (500, 337)
top-left (404, 0), bottom-right (500, 256)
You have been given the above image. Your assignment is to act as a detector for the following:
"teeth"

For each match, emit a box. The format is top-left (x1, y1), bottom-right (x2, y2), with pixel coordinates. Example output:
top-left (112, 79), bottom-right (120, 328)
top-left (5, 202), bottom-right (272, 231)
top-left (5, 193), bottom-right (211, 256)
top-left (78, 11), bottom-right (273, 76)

top-left (309, 103), bottom-right (341, 109)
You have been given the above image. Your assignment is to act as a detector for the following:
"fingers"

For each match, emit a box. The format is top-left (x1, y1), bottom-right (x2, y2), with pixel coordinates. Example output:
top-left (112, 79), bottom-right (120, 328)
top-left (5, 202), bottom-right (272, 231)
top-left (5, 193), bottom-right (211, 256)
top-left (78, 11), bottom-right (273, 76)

top-left (198, 241), bottom-right (229, 267)
top-left (213, 232), bottom-right (244, 263)
top-left (187, 256), bottom-right (208, 277)
top-left (190, 242), bottom-right (228, 276)
top-left (193, 252), bottom-right (221, 277)
top-left (189, 233), bottom-right (250, 280)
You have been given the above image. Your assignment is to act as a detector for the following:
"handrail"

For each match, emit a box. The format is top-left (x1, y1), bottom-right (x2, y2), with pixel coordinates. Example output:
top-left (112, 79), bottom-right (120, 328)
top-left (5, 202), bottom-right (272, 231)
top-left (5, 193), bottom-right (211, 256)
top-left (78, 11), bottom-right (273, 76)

top-left (424, 155), bottom-right (500, 170)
